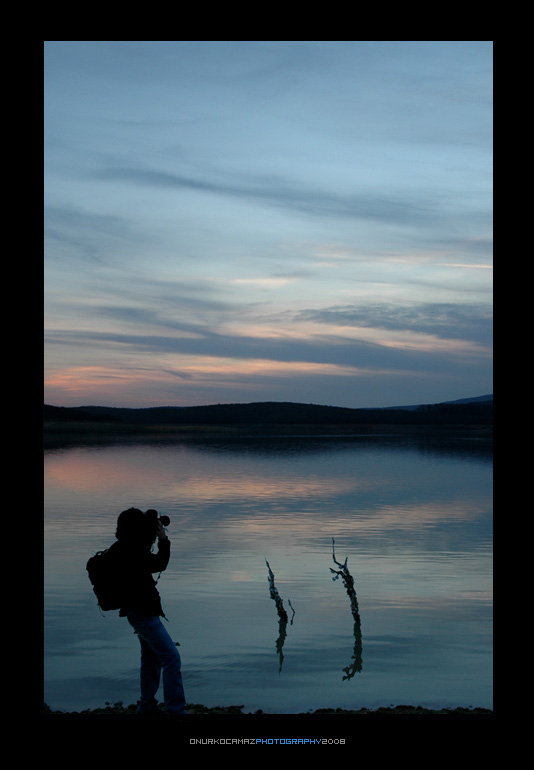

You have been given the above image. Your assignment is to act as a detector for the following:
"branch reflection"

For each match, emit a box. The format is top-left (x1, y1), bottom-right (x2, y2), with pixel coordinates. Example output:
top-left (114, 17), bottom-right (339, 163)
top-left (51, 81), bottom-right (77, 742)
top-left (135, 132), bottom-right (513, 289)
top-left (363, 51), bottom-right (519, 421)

top-left (330, 538), bottom-right (362, 680)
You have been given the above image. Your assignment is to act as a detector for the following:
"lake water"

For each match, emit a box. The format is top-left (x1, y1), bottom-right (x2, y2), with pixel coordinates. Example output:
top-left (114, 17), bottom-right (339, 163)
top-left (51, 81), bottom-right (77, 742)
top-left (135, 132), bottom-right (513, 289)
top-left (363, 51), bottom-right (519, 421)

top-left (43, 430), bottom-right (493, 714)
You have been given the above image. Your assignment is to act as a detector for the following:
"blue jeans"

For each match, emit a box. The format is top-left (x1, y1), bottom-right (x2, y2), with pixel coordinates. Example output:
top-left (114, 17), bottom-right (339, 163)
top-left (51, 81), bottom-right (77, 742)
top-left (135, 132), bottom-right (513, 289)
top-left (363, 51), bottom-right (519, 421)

top-left (127, 612), bottom-right (187, 714)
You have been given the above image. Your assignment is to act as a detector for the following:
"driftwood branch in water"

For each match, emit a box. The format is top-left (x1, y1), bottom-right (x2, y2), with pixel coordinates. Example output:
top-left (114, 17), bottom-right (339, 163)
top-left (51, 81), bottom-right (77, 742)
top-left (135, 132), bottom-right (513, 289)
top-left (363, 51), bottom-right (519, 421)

top-left (330, 538), bottom-right (360, 624)
top-left (266, 559), bottom-right (288, 622)
top-left (330, 538), bottom-right (362, 679)
top-left (265, 560), bottom-right (295, 673)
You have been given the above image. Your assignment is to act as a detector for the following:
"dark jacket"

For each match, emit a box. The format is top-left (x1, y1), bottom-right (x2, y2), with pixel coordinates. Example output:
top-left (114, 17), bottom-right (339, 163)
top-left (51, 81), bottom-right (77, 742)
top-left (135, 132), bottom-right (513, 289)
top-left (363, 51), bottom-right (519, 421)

top-left (110, 536), bottom-right (171, 617)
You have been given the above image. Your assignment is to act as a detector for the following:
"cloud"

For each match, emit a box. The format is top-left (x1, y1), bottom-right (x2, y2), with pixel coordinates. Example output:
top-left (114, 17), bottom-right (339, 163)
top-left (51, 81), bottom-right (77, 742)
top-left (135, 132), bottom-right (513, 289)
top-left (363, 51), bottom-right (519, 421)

top-left (232, 276), bottom-right (297, 289)
top-left (95, 165), bottom-right (450, 229)
top-left (298, 301), bottom-right (493, 346)
top-left (44, 205), bottom-right (154, 266)
top-left (44, 313), bottom-right (490, 379)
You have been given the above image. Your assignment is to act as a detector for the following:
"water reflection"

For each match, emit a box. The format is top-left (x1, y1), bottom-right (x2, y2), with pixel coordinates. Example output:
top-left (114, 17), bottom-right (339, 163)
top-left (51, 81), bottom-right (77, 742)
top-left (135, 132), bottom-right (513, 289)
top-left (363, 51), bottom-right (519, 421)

top-left (330, 539), bottom-right (363, 681)
top-left (44, 433), bottom-right (492, 713)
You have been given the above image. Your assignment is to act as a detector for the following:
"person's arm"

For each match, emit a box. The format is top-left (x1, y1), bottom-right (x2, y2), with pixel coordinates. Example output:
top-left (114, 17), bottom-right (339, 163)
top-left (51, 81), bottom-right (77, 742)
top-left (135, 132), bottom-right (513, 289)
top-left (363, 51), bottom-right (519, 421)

top-left (146, 523), bottom-right (171, 572)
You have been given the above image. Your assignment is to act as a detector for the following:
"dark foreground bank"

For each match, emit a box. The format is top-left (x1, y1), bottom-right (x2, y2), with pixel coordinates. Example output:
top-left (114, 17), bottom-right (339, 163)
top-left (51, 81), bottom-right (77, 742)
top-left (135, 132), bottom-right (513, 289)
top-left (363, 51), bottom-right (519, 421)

top-left (43, 702), bottom-right (494, 719)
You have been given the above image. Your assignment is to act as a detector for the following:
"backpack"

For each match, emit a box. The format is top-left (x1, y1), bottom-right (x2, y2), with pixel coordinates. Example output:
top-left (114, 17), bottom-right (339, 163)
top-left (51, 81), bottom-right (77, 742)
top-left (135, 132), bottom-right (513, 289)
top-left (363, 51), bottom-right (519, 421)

top-left (86, 546), bottom-right (125, 611)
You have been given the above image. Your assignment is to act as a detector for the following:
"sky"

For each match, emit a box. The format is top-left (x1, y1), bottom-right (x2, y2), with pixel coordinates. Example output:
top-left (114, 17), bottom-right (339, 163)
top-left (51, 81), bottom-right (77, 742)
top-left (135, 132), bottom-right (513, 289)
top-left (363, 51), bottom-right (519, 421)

top-left (44, 41), bottom-right (493, 409)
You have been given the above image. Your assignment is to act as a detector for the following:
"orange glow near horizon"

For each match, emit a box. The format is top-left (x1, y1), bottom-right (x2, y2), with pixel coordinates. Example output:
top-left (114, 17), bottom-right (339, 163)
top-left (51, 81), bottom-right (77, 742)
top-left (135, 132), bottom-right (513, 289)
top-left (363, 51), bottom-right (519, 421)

top-left (44, 355), bottom-right (406, 406)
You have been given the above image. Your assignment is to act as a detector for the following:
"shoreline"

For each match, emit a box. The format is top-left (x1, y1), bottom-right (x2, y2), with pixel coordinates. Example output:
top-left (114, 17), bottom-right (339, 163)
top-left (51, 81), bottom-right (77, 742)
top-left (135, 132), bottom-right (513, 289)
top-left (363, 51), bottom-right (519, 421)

top-left (43, 420), bottom-right (493, 449)
top-left (43, 702), bottom-right (494, 718)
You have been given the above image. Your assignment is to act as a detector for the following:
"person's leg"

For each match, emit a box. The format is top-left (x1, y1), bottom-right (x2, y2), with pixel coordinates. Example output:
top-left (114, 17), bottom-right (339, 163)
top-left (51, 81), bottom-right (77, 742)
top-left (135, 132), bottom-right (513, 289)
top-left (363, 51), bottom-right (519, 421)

top-left (138, 635), bottom-right (161, 712)
top-left (128, 614), bottom-right (162, 713)
top-left (128, 613), bottom-right (187, 714)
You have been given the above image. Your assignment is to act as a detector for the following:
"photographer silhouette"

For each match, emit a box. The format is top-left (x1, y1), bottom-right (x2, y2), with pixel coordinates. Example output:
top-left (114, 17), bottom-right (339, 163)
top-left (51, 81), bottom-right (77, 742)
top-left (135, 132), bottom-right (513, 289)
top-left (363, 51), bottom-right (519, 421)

top-left (111, 507), bottom-right (187, 715)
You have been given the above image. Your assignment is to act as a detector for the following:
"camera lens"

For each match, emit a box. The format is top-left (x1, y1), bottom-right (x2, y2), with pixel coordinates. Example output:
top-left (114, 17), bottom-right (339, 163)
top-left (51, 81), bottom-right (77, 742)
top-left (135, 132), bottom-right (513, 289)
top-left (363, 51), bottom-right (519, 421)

top-left (159, 515), bottom-right (170, 526)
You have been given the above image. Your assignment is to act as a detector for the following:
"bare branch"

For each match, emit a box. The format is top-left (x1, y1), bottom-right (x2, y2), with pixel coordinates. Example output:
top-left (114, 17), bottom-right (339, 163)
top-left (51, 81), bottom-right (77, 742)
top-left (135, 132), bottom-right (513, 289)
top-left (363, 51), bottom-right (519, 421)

top-left (330, 538), bottom-right (362, 679)
top-left (265, 560), bottom-right (291, 672)
top-left (265, 559), bottom-right (288, 623)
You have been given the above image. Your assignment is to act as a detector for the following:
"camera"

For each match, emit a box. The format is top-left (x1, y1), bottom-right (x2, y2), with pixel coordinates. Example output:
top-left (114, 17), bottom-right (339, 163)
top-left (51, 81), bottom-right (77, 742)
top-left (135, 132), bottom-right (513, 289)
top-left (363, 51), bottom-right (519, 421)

top-left (146, 509), bottom-right (170, 527)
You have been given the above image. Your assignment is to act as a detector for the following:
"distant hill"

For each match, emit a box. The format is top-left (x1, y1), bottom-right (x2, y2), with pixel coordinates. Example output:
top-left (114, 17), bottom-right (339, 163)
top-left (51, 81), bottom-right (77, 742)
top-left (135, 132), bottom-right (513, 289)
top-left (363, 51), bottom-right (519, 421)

top-left (44, 395), bottom-right (493, 427)
top-left (382, 393), bottom-right (493, 411)
top-left (43, 405), bottom-right (123, 422)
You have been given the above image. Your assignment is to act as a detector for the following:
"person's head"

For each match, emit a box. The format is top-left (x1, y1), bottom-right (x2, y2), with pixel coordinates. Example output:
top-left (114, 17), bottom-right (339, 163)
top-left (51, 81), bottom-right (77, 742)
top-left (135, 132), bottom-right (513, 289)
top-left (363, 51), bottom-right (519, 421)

top-left (115, 507), bottom-right (159, 547)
